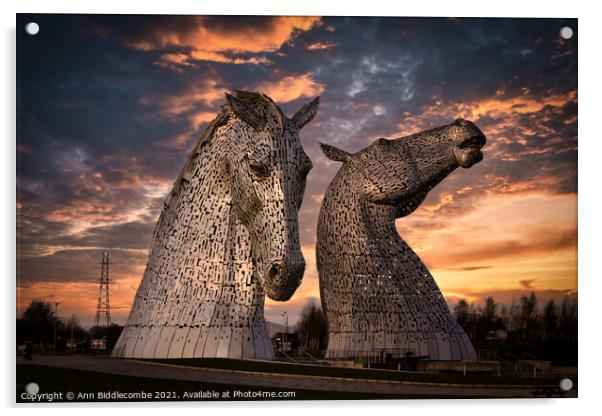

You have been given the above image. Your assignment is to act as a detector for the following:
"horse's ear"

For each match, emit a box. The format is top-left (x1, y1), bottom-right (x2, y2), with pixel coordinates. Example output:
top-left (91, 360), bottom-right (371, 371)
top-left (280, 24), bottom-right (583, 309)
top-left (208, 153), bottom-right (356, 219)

top-left (225, 92), bottom-right (266, 131)
top-left (320, 142), bottom-right (352, 163)
top-left (292, 96), bottom-right (320, 130)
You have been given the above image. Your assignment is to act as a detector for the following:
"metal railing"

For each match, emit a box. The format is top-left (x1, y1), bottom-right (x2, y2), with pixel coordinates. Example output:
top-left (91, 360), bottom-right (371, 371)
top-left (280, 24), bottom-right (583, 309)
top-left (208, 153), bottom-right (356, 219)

top-left (298, 348), bottom-right (326, 364)
top-left (476, 349), bottom-right (499, 361)
top-left (274, 349), bottom-right (299, 363)
top-left (500, 352), bottom-right (549, 376)
top-left (326, 348), bottom-right (417, 365)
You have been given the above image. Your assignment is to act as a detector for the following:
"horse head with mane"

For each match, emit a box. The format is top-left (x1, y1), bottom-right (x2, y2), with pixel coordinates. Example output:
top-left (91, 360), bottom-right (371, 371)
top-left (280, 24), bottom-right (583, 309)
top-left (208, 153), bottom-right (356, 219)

top-left (113, 91), bottom-right (319, 360)
top-left (317, 119), bottom-right (485, 360)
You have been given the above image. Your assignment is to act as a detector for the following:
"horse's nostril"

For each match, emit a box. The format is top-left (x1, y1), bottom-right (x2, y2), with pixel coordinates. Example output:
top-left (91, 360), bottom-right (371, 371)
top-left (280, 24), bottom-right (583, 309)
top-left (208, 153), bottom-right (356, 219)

top-left (268, 263), bottom-right (283, 280)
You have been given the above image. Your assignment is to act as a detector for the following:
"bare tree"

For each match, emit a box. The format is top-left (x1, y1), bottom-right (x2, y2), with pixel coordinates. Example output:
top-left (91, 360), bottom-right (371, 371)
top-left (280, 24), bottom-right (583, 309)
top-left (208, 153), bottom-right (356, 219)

top-left (296, 300), bottom-right (328, 350)
top-left (17, 299), bottom-right (63, 348)
top-left (542, 299), bottom-right (559, 340)
top-left (453, 299), bottom-right (470, 328)
top-left (519, 292), bottom-right (539, 340)
top-left (559, 295), bottom-right (578, 342)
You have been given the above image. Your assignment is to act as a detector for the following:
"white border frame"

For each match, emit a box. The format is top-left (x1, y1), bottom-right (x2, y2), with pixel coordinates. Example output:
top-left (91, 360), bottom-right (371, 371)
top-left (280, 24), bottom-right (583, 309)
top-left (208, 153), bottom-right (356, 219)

top-left (2, 1), bottom-right (600, 414)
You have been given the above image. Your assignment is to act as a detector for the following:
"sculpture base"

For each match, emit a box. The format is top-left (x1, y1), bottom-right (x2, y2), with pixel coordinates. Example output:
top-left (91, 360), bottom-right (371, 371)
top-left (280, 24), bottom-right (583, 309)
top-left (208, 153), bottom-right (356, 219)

top-left (325, 331), bottom-right (476, 361)
top-left (111, 325), bottom-right (274, 360)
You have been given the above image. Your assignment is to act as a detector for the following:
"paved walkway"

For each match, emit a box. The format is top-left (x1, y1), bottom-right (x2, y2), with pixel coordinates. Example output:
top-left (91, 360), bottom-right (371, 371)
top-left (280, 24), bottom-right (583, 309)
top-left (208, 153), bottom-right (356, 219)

top-left (17, 355), bottom-right (569, 398)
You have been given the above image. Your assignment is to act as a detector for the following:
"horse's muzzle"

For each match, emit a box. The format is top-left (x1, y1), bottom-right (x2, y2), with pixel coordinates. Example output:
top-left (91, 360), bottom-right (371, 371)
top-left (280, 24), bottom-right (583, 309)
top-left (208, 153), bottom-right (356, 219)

top-left (454, 132), bottom-right (486, 168)
top-left (263, 259), bottom-right (305, 301)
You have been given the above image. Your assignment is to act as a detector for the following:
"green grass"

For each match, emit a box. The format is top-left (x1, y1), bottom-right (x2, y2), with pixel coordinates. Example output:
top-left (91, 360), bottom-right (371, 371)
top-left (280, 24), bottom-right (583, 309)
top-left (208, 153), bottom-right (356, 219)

top-left (145, 358), bottom-right (569, 386)
top-left (17, 365), bottom-right (445, 402)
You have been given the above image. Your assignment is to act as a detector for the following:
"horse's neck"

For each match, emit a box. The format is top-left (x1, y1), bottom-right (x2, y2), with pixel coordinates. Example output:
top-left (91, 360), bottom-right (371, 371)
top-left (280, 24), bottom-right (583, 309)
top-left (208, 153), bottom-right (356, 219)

top-left (319, 175), bottom-right (409, 259)
top-left (142, 149), bottom-right (261, 311)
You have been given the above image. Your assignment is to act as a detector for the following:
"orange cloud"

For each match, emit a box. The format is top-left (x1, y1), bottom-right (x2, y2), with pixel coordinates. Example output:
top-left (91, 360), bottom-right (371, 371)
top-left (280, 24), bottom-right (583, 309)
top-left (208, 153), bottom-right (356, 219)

top-left (190, 111), bottom-right (217, 127)
top-left (155, 112), bottom-right (217, 150)
top-left (143, 71), bottom-right (325, 161)
top-left (420, 192), bottom-right (455, 216)
top-left (255, 73), bottom-right (325, 103)
top-left (488, 175), bottom-right (566, 195)
top-left (126, 16), bottom-right (321, 66)
top-left (397, 90), bottom-right (577, 136)
top-left (141, 78), bottom-right (224, 117)
top-left (44, 203), bottom-right (115, 223)
top-left (306, 41), bottom-right (336, 51)
top-left (21, 164), bottom-right (171, 250)
top-left (189, 50), bottom-right (272, 65)
top-left (425, 227), bottom-right (576, 267)
top-left (455, 90), bottom-right (576, 120)
top-left (128, 16), bottom-right (320, 53)
top-left (154, 53), bottom-right (198, 72)
top-left (160, 133), bottom-right (193, 151)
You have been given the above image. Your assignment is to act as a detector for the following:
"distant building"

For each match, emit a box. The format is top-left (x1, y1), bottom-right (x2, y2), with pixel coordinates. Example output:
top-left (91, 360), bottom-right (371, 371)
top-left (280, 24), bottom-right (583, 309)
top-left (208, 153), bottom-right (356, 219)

top-left (66, 340), bottom-right (82, 349)
top-left (271, 332), bottom-right (299, 352)
top-left (485, 330), bottom-right (508, 341)
top-left (90, 337), bottom-right (107, 350)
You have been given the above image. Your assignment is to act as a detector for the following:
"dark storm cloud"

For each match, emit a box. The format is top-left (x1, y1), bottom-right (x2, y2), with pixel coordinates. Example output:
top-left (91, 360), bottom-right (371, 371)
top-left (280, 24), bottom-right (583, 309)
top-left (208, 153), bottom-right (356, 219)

top-left (96, 14), bottom-right (309, 49)
top-left (19, 219), bottom-right (155, 254)
top-left (17, 14), bottom-right (577, 290)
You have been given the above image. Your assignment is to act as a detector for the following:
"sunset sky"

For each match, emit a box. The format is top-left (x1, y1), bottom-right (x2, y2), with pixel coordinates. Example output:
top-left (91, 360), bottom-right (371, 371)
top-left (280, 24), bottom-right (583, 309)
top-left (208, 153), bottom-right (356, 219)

top-left (16, 14), bottom-right (577, 328)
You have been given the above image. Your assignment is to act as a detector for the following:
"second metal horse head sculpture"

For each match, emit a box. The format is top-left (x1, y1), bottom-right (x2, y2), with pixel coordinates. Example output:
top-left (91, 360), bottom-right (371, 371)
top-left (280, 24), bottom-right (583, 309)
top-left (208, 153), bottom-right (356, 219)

top-left (317, 119), bottom-right (485, 360)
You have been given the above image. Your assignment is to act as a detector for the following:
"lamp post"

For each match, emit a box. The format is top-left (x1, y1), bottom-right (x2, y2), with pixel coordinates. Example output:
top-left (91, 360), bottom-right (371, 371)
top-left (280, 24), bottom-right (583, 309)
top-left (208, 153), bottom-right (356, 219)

top-left (70, 314), bottom-right (76, 350)
top-left (282, 311), bottom-right (288, 351)
top-left (53, 302), bottom-right (60, 355)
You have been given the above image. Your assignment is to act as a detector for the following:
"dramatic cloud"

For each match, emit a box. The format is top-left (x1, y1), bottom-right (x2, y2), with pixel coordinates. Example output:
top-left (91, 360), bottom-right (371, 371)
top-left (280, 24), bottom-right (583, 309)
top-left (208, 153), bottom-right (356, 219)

top-left (422, 226), bottom-right (577, 267)
top-left (255, 72), bottom-right (325, 103)
top-left (140, 78), bottom-right (224, 117)
top-left (121, 16), bottom-right (321, 64)
top-left (154, 52), bottom-right (199, 72)
top-left (306, 41), bottom-right (337, 51)
top-left (16, 15), bottom-right (577, 327)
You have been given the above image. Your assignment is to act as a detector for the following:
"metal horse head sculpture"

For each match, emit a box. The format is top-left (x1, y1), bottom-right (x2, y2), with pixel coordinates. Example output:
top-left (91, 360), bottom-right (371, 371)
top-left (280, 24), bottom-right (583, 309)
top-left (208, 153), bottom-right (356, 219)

top-left (113, 91), bottom-right (319, 359)
top-left (317, 119), bottom-right (485, 360)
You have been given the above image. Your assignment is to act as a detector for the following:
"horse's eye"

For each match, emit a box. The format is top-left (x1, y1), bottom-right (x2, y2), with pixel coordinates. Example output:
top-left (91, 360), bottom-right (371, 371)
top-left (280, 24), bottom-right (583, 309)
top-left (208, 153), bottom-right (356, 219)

top-left (250, 161), bottom-right (271, 177)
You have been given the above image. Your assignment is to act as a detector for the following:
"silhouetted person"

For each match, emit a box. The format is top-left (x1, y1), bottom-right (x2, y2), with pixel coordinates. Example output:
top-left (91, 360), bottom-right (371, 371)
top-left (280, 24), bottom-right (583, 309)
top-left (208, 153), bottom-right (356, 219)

top-left (23, 341), bottom-right (33, 360)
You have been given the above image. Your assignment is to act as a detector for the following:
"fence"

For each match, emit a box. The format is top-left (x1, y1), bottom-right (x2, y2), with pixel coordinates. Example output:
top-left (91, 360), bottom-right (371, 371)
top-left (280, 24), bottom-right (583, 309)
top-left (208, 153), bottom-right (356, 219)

top-left (326, 348), bottom-right (417, 365)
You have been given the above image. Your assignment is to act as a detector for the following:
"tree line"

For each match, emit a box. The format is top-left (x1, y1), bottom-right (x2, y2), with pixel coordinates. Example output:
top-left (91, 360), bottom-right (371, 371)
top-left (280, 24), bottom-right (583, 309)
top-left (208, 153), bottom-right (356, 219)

top-left (453, 293), bottom-right (578, 342)
top-left (20, 292), bottom-right (577, 355)
top-left (16, 299), bottom-right (121, 351)
top-left (293, 293), bottom-right (578, 351)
